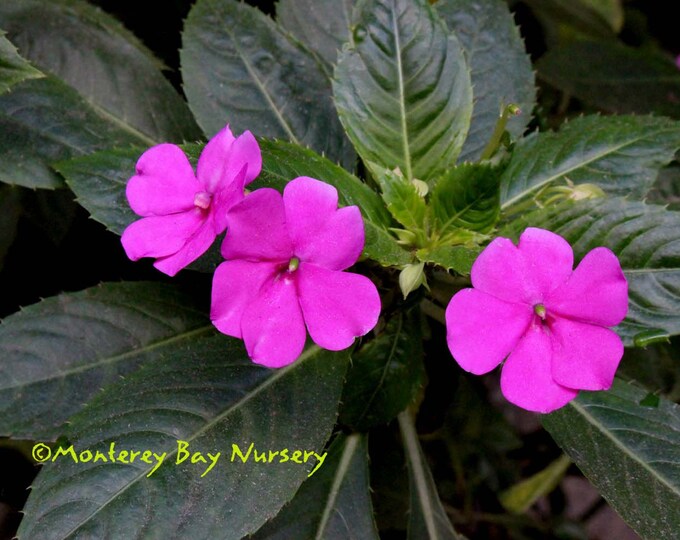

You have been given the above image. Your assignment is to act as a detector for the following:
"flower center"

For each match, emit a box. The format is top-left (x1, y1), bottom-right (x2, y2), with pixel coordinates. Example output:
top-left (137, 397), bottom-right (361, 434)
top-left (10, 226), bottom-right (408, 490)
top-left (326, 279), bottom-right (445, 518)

top-left (288, 257), bottom-right (300, 272)
top-left (534, 303), bottom-right (546, 320)
top-left (193, 191), bottom-right (212, 210)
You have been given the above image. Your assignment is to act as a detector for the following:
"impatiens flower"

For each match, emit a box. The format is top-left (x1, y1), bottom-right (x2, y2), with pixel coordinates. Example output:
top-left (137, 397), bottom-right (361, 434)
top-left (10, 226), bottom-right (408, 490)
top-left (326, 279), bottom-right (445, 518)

top-left (445, 227), bottom-right (628, 413)
top-left (121, 125), bottom-right (262, 276)
top-left (210, 176), bottom-right (381, 367)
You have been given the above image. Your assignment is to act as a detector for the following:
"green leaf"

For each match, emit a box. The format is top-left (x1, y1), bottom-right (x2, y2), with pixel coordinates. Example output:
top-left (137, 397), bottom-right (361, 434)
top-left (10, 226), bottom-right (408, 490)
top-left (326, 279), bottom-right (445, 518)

top-left (431, 163), bottom-right (501, 239)
top-left (181, 0), bottom-right (353, 167)
top-left (619, 341), bottom-right (680, 402)
top-left (18, 338), bottom-right (349, 540)
top-left (0, 30), bottom-right (42, 95)
top-left (0, 184), bottom-right (22, 272)
top-left (276, 0), bottom-right (355, 72)
top-left (0, 0), bottom-right (200, 144)
top-left (0, 282), bottom-right (211, 440)
top-left (435, 0), bottom-right (536, 162)
top-left (252, 433), bottom-right (379, 540)
top-left (499, 454), bottom-right (571, 514)
top-left (363, 221), bottom-right (413, 267)
top-left (500, 115), bottom-right (680, 210)
top-left (542, 380), bottom-right (680, 540)
top-left (376, 168), bottom-right (428, 231)
top-left (538, 40), bottom-right (680, 118)
top-left (578, 0), bottom-right (624, 32)
top-left (256, 138), bottom-right (392, 227)
top-left (648, 165), bottom-right (680, 211)
top-left (523, 0), bottom-right (619, 38)
top-left (417, 245), bottom-right (480, 275)
top-left (501, 197), bottom-right (680, 345)
top-left (333, 0), bottom-right (473, 183)
top-left (341, 310), bottom-right (426, 431)
top-left (0, 77), bottom-right (142, 189)
top-left (398, 410), bottom-right (464, 540)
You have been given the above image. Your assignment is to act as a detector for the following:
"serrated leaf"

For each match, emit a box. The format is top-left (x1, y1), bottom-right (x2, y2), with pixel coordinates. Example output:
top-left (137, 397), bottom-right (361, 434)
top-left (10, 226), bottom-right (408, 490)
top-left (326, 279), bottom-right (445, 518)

top-left (431, 163), bottom-right (501, 239)
top-left (341, 310), bottom-right (426, 430)
top-left (0, 183), bottom-right (22, 272)
top-left (376, 168), bottom-right (428, 231)
top-left (0, 0), bottom-right (200, 143)
top-left (417, 245), bottom-right (480, 274)
top-left (0, 31), bottom-right (42, 95)
top-left (500, 115), bottom-right (680, 210)
top-left (435, 0), bottom-right (536, 162)
top-left (18, 337), bottom-right (349, 540)
top-left (333, 0), bottom-right (473, 183)
top-left (252, 433), bottom-right (379, 540)
top-left (276, 0), bottom-right (355, 72)
top-left (398, 410), bottom-right (464, 540)
top-left (538, 40), bottom-right (680, 118)
top-left (0, 282), bottom-right (211, 440)
top-left (363, 221), bottom-right (413, 267)
top-left (181, 0), bottom-right (353, 167)
top-left (501, 197), bottom-right (680, 345)
top-left (542, 380), bottom-right (680, 540)
top-left (0, 77), bottom-right (143, 189)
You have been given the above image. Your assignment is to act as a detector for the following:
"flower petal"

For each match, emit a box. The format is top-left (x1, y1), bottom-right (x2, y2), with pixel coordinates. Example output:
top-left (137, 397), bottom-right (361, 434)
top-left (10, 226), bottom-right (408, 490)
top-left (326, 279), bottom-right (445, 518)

top-left (210, 260), bottom-right (279, 338)
top-left (283, 177), bottom-right (338, 244)
top-left (550, 317), bottom-right (623, 391)
top-left (210, 166), bottom-right (247, 234)
top-left (241, 275), bottom-right (307, 368)
top-left (297, 263), bottom-right (380, 350)
top-left (220, 188), bottom-right (293, 262)
top-left (446, 288), bottom-right (533, 375)
top-left (197, 126), bottom-right (262, 193)
top-left (153, 221), bottom-right (216, 276)
top-left (120, 210), bottom-right (204, 261)
top-left (546, 247), bottom-right (628, 327)
top-left (472, 228), bottom-right (573, 304)
top-left (126, 144), bottom-right (200, 216)
top-left (500, 324), bottom-right (578, 413)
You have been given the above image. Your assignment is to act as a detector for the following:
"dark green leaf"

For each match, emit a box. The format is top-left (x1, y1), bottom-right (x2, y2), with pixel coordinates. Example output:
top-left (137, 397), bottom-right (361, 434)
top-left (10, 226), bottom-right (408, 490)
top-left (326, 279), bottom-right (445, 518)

top-left (417, 245), bottom-right (480, 274)
top-left (276, 0), bottom-right (355, 72)
top-left (538, 40), bottom-right (680, 118)
top-left (0, 184), bottom-right (22, 271)
top-left (0, 282), bottom-right (211, 440)
top-left (18, 338), bottom-right (349, 540)
top-left (435, 0), bottom-right (536, 162)
top-left (0, 30), bottom-right (42, 95)
top-left (500, 115), bottom-right (680, 209)
top-left (542, 380), bottom-right (680, 540)
top-left (252, 433), bottom-right (379, 540)
top-left (0, 0), bottom-right (200, 143)
top-left (341, 310), bottom-right (425, 430)
top-left (648, 165), bottom-right (680, 211)
top-left (619, 340), bottom-right (680, 402)
top-left (256, 138), bottom-right (391, 227)
top-left (363, 221), bottom-right (413, 267)
top-left (431, 163), bottom-right (501, 237)
top-left (0, 77), bottom-right (141, 189)
top-left (333, 0), bottom-right (473, 182)
top-left (523, 0), bottom-right (619, 38)
top-left (181, 0), bottom-right (353, 167)
top-left (376, 168), bottom-right (428, 231)
top-left (398, 410), bottom-right (464, 540)
top-left (501, 197), bottom-right (680, 345)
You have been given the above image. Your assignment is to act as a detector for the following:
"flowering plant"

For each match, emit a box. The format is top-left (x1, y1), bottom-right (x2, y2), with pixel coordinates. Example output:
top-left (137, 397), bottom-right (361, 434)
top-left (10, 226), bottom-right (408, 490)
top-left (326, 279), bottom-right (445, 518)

top-left (1, 0), bottom-right (680, 539)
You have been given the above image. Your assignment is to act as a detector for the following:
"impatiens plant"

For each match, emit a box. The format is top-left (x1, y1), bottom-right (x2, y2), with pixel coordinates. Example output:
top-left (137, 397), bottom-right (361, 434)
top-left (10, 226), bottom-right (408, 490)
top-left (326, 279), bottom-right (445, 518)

top-left (2, 0), bottom-right (680, 539)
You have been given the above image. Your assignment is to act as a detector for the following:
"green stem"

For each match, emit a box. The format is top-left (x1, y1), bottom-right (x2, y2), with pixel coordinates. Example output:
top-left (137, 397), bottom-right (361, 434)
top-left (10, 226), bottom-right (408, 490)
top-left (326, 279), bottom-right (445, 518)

top-left (479, 103), bottom-right (521, 161)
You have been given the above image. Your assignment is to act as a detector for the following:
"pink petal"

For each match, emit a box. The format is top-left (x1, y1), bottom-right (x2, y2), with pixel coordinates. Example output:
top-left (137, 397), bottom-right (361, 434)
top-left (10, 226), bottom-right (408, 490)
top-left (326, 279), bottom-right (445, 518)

top-left (197, 126), bottom-right (262, 193)
top-left (472, 228), bottom-right (573, 304)
top-left (210, 260), bottom-right (280, 338)
top-left (153, 221), bottom-right (216, 276)
top-left (241, 275), bottom-right (307, 368)
top-left (126, 144), bottom-right (200, 216)
top-left (120, 209), bottom-right (204, 261)
top-left (220, 188), bottom-right (293, 262)
top-left (297, 263), bottom-right (380, 351)
top-left (446, 289), bottom-right (533, 375)
top-left (546, 247), bottom-right (628, 327)
top-left (500, 324), bottom-right (578, 413)
top-left (283, 177), bottom-right (338, 246)
top-left (550, 317), bottom-right (623, 391)
top-left (210, 166), bottom-right (248, 234)
top-left (295, 206), bottom-right (365, 271)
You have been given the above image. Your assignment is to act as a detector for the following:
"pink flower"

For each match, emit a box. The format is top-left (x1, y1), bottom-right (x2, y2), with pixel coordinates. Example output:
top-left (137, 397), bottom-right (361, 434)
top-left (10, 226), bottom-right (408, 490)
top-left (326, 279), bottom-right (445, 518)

top-left (121, 125), bottom-right (262, 276)
top-left (210, 176), bottom-right (381, 367)
top-left (445, 227), bottom-right (628, 413)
